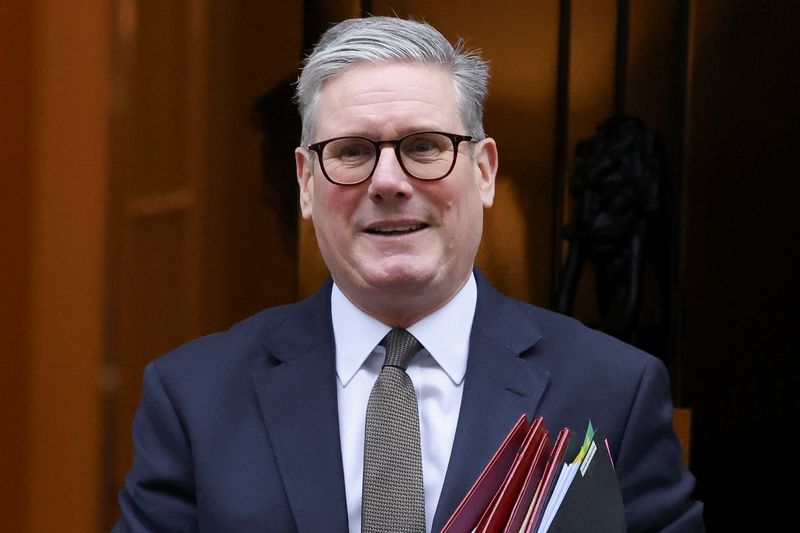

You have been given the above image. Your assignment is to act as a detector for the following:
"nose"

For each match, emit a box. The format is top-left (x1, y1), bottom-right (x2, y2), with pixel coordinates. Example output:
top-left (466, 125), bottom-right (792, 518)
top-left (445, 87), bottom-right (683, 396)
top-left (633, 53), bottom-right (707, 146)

top-left (367, 144), bottom-right (414, 201)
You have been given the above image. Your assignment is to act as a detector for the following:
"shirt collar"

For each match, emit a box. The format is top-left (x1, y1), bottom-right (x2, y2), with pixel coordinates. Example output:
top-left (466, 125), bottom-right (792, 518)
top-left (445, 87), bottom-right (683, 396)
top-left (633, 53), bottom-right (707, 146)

top-left (332, 273), bottom-right (477, 388)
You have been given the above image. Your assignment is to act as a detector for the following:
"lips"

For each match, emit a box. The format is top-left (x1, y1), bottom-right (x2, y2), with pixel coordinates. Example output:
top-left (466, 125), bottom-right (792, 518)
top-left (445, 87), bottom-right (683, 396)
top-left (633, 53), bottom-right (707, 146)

top-left (365, 223), bottom-right (428, 235)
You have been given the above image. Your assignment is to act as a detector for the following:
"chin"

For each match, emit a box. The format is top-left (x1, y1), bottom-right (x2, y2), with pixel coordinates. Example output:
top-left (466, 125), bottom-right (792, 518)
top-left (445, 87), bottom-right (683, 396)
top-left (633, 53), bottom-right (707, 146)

top-left (365, 260), bottom-right (438, 294)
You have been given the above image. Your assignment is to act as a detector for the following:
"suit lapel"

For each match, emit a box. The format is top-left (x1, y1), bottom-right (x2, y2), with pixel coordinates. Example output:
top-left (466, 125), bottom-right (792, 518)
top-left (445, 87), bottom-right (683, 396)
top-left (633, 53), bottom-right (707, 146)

top-left (253, 280), bottom-right (349, 533)
top-left (432, 271), bottom-right (550, 532)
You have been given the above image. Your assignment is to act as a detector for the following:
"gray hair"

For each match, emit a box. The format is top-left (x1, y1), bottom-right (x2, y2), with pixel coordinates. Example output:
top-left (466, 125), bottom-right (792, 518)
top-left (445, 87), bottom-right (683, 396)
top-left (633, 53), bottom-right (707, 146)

top-left (295, 16), bottom-right (489, 145)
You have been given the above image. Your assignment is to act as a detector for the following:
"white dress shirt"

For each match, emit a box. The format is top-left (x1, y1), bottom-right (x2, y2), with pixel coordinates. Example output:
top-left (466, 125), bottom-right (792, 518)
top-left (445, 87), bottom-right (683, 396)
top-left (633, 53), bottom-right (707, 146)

top-left (333, 273), bottom-right (477, 533)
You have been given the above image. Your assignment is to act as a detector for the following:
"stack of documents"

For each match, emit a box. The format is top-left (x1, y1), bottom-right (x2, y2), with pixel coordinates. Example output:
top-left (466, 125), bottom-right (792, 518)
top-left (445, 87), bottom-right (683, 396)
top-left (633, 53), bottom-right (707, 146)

top-left (441, 414), bottom-right (626, 533)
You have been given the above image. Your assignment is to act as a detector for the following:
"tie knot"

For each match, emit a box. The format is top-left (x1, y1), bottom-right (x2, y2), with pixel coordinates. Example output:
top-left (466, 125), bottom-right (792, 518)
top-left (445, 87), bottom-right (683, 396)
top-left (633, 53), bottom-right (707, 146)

top-left (381, 328), bottom-right (421, 370)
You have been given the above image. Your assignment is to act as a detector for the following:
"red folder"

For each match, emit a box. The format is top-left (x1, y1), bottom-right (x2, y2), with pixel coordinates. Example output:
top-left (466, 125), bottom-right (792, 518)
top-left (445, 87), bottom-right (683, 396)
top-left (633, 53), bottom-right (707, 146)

top-left (521, 427), bottom-right (573, 533)
top-left (443, 416), bottom-right (624, 533)
top-left (502, 427), bottom-right (553, 533)
top-left (440, 414), bottom-right (530, 533)
top-left (474, 417), bottom-right (547, 533)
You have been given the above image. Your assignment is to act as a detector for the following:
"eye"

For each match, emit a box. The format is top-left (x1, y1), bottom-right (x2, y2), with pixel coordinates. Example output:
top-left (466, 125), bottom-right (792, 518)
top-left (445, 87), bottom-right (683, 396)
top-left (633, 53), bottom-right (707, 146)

top-left (323, 138), bottom-right (375, 167)
top-left (402, 133), bottom-right (448, 160)
top-left (340, 144), bottom-right (370, 158)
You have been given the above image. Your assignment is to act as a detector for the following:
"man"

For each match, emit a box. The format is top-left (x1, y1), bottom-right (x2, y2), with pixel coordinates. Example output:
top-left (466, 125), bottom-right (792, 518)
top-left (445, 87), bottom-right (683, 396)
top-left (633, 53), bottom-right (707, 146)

top-left (114, 16), bottom-right (703, 532)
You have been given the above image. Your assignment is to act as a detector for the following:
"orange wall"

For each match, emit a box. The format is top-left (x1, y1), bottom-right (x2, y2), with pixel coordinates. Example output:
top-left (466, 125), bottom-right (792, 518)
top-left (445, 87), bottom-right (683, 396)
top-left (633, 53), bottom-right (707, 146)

top-left (1, 1), bottom-right (108, 531)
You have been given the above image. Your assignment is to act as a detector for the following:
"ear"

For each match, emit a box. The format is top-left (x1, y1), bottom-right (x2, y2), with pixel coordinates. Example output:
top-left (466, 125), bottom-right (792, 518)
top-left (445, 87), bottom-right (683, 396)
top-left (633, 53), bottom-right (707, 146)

top-left (474, 137), bottom-right (498, 208)
top-left (295, 147), bottom-right (314, 219)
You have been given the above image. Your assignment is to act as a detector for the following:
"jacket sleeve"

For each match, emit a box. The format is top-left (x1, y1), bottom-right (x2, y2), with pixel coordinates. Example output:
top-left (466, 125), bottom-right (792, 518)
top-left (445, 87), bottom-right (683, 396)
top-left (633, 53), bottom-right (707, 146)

top-left (113, 362), bottom-right (198, 533)
top-left (615, 357), bottom-right (705, 532)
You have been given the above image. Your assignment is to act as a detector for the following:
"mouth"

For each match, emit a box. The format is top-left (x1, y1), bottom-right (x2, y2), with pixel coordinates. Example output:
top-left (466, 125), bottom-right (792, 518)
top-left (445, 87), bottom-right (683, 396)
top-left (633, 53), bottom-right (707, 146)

top-left (364, 223), bottom-right (429, 236)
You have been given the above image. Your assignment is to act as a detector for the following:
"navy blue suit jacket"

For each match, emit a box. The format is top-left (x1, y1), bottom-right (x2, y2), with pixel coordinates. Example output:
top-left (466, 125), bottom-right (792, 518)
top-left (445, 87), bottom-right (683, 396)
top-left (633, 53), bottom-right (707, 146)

top-left (114, 271), bottom-right (703, 532)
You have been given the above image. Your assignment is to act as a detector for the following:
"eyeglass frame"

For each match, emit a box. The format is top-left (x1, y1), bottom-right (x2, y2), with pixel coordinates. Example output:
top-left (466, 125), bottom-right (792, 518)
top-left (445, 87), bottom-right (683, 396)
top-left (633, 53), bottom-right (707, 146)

top-left (305, 130), bottom-right (478, 186)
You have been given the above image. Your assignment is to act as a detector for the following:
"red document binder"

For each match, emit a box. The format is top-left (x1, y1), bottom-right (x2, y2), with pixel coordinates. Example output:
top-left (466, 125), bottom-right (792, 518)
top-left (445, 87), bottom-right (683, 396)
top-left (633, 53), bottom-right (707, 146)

top-left (520, 427), bottom-right (573, 533)
top-left (440, 414), bottom-right (530, 533)
top-left (502, 427), bottom-right (553, 533)
top-left (443, 415), bottom-right (625, 533)
top-left (474, 417), bottom-right (547, 533)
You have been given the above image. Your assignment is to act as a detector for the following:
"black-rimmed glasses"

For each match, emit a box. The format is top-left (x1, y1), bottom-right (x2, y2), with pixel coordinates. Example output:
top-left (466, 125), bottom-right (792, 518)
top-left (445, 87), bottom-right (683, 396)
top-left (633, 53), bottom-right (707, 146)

top-left (306, 131), bottom-right (476, 185)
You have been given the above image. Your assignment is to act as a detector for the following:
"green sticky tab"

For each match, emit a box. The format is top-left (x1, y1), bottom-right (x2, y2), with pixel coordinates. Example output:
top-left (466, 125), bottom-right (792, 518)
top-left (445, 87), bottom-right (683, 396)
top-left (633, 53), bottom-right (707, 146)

top-left (573, 420), bottom-right (596, 464)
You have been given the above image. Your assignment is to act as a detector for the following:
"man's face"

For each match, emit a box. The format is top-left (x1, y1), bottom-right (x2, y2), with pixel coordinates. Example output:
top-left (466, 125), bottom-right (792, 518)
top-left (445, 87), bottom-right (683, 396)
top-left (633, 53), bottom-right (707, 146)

top-left (296, 62), bottom-right (497, 325)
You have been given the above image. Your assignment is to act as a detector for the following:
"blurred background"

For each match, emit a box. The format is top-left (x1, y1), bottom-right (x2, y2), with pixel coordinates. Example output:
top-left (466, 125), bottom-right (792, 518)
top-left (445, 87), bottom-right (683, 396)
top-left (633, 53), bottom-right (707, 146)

top-left (2, 0), bottom-right (797, 531)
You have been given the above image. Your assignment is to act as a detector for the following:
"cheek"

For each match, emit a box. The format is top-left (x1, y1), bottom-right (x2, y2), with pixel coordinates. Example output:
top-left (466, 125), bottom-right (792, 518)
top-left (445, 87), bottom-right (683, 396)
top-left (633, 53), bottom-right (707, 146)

top-left (314, 183), bottom-right (360, 222)
top-left (448, 191), bottom-right (485, 251)
top-left (447, 187), bottom-right (482, 227)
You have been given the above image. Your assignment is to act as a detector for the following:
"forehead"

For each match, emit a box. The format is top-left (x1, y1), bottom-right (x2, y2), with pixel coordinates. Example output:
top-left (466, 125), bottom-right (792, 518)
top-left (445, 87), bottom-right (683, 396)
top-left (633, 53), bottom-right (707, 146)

top-left (314, 62), bottom-right (462, 138)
